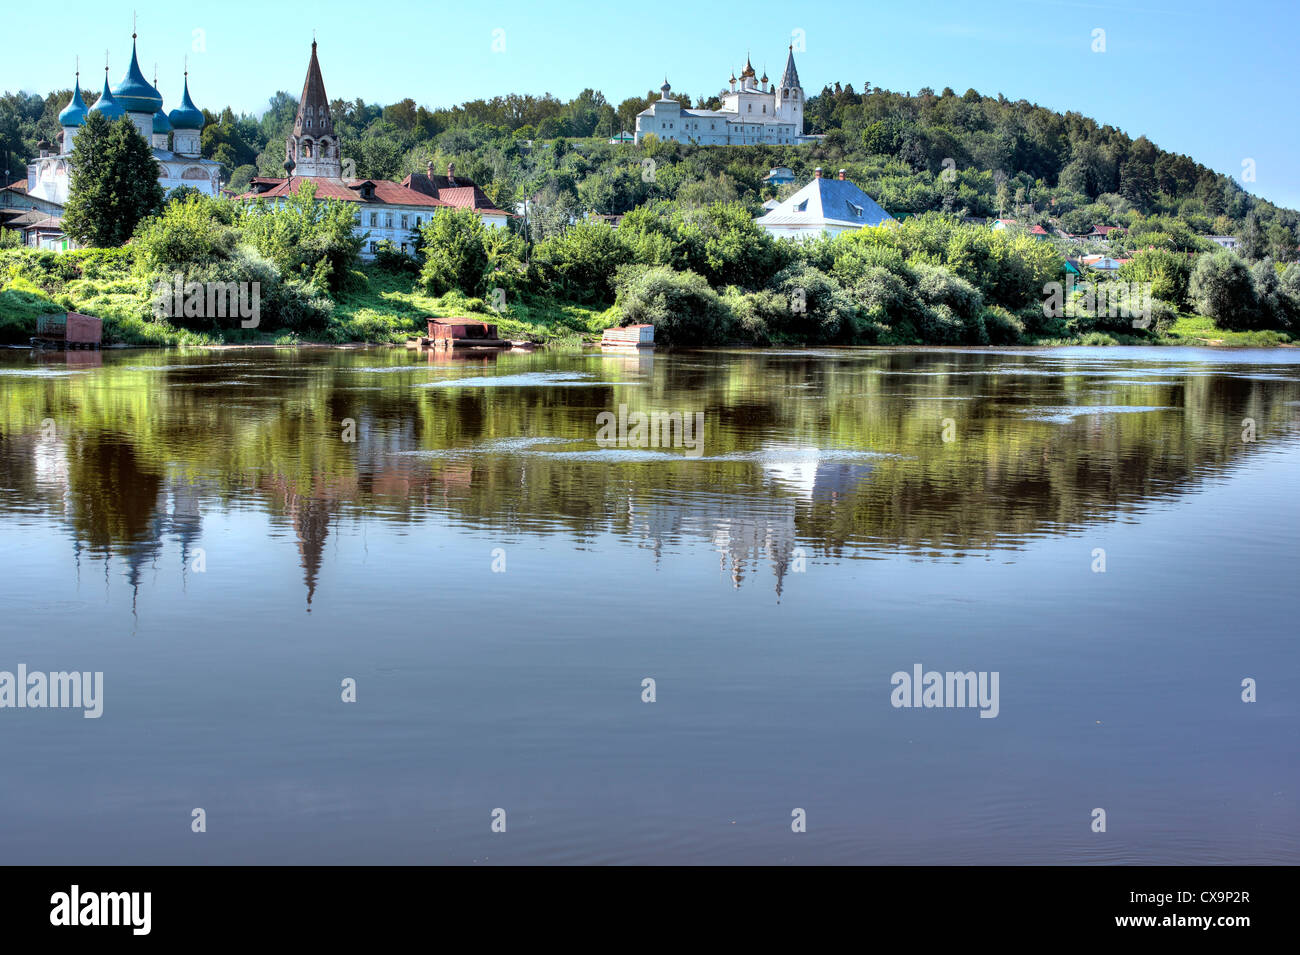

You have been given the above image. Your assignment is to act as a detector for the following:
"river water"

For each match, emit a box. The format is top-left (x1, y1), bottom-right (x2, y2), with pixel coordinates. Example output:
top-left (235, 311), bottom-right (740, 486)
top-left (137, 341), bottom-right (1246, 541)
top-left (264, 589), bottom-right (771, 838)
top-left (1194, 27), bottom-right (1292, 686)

top-left (0, 344), bottom-right (1296, 864)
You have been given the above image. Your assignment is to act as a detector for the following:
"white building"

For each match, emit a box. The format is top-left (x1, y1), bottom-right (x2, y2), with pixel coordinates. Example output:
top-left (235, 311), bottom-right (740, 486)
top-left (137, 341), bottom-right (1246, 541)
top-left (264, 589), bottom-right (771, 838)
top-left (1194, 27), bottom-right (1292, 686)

top-left (755, 168), bottom-right (894, 240)
top-left (634, 47), bottom-right (812, 146)
top-left (239, 42), bottom-right (511, 258)
top-left (1208, 235), bottom-right (1241, 251)
top-left (26, 34), bottom-right (222, 215)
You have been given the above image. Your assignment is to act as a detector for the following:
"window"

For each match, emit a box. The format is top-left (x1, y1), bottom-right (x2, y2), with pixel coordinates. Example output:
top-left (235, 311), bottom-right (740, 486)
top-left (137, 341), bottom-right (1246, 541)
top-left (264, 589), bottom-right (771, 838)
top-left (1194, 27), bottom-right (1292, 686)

top-left (306, 119), bottom-right (312, 128)
top-left (369, 241), bottom-right (377, 252)
top-left (385, 214), bottom-right (393, 227)
top-left (370, 213), bottom-right (378, 226)
top-left (401, 214), bottom-right (408, 229)
top-left (847, 202), bottom-right (864, 218)
top-left (415, 217), bottom-right (422, 226)
top-left (795, 200), bottom-right (808, 212)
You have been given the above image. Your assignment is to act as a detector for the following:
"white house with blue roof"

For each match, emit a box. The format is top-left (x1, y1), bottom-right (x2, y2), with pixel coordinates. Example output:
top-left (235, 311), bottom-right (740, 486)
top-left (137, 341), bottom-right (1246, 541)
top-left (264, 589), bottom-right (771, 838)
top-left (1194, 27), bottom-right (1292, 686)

top-left (755, 168), bottom-right (894, 240)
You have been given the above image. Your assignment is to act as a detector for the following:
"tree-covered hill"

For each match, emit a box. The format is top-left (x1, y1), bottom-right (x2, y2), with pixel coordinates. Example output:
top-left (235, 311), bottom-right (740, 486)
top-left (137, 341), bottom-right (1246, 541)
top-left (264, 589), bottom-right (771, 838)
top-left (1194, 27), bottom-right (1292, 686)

top-left (3, 79), bottom-right (1294, 256)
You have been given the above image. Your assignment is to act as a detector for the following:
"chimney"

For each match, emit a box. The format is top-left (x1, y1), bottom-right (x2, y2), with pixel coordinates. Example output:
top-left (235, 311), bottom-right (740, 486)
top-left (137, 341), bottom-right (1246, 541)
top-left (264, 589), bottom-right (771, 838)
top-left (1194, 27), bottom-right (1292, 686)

top-left (838, 169), bottom-right (846, 180)
top-left (814, 167), bottom-right (822, 178)
top-left (426, 160), bottom-right (433, 178)
top-left (447, 162), bottom-right (456, 184)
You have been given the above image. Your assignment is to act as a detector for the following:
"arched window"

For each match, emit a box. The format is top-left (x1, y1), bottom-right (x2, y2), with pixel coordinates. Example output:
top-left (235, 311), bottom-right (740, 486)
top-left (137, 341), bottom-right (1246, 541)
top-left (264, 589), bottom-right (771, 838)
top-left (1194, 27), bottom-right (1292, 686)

top-left (303, 141), bottom-right (313, 158)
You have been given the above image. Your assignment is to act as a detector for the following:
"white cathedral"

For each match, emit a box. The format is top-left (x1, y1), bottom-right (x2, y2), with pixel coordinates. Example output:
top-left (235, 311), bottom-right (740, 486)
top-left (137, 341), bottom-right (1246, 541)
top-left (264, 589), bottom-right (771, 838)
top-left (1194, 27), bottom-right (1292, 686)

top-left (25, 33), bottom-right (222, 211)
top-left (634, 46), bottom-right (811, 146)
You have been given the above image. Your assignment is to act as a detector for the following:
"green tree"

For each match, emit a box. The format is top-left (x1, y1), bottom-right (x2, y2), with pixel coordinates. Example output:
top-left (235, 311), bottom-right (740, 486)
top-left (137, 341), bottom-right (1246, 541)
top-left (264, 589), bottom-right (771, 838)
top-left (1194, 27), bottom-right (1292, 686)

top-left (1189, 250), bottom-right (1259, 328)
top-left (418, 207), bottom-right (491, 296)
top-left (63, 112), bottom-right (165, 247)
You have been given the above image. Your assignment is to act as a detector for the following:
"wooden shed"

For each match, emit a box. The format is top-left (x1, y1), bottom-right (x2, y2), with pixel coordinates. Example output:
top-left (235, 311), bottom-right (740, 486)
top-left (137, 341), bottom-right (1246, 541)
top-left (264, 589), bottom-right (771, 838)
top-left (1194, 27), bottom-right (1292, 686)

top-left (33, 312), bottom-right (102, 349)
top-left (424, 318), bottom-right (509, 349)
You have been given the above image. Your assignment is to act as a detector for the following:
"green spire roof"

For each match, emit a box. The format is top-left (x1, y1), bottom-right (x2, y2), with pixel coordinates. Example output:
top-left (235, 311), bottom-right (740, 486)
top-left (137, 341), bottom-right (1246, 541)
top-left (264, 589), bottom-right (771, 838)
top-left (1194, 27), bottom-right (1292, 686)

top-left (58, 76), bottom-right (88, 127)
top-left (89, 73), bottom-right (126, 121)
top-left (168, 74), bottom-right (204, 130)
top-left (111, 36), bottom-right (163, 113)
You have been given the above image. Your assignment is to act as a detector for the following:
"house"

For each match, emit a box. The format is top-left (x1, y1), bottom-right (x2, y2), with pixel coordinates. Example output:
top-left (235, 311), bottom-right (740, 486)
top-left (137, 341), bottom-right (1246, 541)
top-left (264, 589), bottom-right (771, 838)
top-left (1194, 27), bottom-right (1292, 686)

top-left (608, 131), bottom-right (635, 144)
top-left (0, 182), bottom-right (70, 248)
top-left (1075, 225), bottom-right (1120, 243)
top-left (401, 163), bottom-right (512, 230)
top-left (754, 168), bottom-right (894, 240)
top-left (237, 44), bottom-right (511, 257)
top-left (1208, 235), bottom-right (1241, 251)
top-left (763, 166), bottom-right (796, 186)
top-left (990, 218), bottom-right (1018, 231)
top-left (635, 48), bottom-right (813, 146)
top-left (1029, 224), bottom-right (1052, 240)
top-left (1080, 254), bottom-right (1125, 272)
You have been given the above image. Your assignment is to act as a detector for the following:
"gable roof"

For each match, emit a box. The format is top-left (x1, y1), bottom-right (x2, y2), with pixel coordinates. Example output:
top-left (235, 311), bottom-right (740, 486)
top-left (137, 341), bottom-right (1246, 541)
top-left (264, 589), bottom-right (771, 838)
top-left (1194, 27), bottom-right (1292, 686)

top-left (401, 172), bottom-right (512, 216)
top-left (755, 176), bottom-right (893, 228)
top-left (236, 175), bottom-right (513, 216)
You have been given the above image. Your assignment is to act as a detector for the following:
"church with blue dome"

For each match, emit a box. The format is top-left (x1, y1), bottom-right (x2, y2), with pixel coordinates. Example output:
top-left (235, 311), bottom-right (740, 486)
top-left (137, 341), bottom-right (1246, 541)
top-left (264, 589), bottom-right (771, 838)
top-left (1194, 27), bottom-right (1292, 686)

top-left (25, 32), bottom-right (224, 230)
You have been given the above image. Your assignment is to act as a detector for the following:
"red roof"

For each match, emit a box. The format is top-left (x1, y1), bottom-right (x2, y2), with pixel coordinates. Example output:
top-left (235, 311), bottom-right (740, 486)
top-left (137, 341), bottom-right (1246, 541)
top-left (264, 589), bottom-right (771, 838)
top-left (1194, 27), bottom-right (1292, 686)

top-left (237, 176), bottom-right (512, 215)
top-left (1029, 224), bottom-right (1050, 235)
top-left (401, 172), bottom-right (513, 217)
top-left (238, 176), bottom-right (449, 208)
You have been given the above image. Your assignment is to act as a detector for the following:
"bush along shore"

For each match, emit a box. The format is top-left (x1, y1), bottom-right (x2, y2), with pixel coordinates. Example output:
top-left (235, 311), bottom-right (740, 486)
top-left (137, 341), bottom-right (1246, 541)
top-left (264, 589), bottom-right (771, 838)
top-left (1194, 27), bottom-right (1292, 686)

top-left (1, 188), bottom-right (1295, 348)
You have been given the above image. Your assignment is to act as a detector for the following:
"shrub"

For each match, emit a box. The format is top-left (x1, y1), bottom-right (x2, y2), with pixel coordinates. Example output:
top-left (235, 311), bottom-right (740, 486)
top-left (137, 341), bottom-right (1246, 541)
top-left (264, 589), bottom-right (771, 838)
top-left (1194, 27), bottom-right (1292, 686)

top-left (1189, 250), bottom-right (1260, 328)
top-left (612, 265), bottom-right (729, 345)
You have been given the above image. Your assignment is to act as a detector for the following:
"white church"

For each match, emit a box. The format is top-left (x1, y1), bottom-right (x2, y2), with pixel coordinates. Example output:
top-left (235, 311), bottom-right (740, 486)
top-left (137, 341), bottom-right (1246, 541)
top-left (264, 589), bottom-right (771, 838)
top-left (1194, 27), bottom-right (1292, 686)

top-left (26, 33), bottom-right (222, 212)
top-left (634, 46), bottom-right (813, 146)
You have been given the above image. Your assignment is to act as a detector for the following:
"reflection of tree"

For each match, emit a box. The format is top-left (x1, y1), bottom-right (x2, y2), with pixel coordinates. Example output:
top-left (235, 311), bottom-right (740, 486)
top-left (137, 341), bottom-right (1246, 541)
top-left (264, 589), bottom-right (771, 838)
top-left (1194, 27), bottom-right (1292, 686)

top-left (2, 347), bottom-right (1297, 601)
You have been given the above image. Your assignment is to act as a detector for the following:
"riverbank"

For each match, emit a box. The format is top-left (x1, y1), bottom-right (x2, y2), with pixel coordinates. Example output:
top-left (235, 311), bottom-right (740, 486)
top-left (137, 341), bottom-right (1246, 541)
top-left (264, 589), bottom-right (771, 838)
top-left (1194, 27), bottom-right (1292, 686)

top-left (1, 254), bottom-right (1294, 349)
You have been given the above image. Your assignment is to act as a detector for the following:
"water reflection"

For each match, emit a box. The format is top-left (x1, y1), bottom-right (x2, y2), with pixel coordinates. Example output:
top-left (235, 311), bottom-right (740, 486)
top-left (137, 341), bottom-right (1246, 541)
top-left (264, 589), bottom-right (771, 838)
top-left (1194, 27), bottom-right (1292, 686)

top-left (1, 346), bottom-right (1298, 608)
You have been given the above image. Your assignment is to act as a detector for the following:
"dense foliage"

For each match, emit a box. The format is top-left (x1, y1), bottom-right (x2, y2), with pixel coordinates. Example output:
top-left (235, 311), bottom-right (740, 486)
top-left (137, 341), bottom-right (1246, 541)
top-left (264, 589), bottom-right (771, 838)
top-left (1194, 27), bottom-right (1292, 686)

top-left (62, 112), bottom-right (165, 246)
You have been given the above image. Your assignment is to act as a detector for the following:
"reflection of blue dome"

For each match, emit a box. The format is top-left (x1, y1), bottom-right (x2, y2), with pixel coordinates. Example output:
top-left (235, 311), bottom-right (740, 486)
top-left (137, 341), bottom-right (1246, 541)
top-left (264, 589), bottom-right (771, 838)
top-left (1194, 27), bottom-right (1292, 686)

top-left (168, 75), bottom-right (204, 131)
top-left (58, 78), bottom-right (88, 127)
top-left (153, 109), bottom-right (171, 134)
top-left (111, 37), bottom-right (163, 113)
top-left (88, 75), bottom-right (125, 121)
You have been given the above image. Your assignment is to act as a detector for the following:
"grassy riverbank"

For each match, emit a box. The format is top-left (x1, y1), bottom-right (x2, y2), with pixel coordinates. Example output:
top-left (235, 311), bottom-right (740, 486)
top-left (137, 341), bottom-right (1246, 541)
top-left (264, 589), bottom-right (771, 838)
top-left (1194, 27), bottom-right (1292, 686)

top-left (1, 249), bottom-right (1293, 348)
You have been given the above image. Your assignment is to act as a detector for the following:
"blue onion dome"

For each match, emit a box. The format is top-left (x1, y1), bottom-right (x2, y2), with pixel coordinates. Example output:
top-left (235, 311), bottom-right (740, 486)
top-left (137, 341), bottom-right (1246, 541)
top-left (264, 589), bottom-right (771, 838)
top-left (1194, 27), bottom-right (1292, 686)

top-left (111, 37), bottom-right (163, 113)
top-left (89, 73), bottom-right (126, 120)
top-left (153, 108), bottom-right (171, 134)
top-left (59, 77), bottom-right (88, 126)
top-left (168, 74), bottom-right (204, 130)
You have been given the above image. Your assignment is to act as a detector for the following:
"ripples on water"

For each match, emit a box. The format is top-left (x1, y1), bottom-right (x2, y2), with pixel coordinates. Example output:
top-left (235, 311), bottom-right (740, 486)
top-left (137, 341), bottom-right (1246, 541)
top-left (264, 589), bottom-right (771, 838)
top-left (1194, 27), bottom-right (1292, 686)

top-left (0, 345), bottom-right (1297, 864)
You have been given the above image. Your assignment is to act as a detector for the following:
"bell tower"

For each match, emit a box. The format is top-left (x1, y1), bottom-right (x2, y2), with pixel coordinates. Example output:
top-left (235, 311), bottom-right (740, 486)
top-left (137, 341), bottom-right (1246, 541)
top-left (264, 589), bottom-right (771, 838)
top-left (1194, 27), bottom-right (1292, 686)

top-left (286, 40), bottom-right (341, 178)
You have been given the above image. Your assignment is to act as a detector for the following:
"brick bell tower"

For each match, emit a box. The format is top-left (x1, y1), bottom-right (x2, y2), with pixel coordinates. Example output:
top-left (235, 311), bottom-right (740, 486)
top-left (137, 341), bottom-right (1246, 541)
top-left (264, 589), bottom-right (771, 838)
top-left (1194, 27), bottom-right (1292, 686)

top-left (286, 40), bottom-right (342, 178)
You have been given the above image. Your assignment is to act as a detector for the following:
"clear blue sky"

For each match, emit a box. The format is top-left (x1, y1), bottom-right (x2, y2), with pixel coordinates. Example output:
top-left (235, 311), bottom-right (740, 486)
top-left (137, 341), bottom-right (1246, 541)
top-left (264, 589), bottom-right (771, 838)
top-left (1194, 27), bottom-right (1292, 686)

top-left (12, 0), bottom-right (1300, 208)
